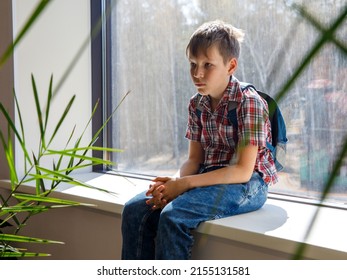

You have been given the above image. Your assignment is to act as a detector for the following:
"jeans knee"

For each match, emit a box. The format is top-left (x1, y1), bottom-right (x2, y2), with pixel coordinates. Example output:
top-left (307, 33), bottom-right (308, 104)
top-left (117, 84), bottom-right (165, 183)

top-left (159, 205), bottom-right (178, 225)
top-left (122, 193), bottom-right (148, 222)
top-left (122, 201), bottom-right (132, 220)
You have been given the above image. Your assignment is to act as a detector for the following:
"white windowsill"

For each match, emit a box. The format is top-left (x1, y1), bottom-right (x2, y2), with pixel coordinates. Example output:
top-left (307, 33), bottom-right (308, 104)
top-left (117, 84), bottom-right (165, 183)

top-left (1, 171), bottom-right (347, 260)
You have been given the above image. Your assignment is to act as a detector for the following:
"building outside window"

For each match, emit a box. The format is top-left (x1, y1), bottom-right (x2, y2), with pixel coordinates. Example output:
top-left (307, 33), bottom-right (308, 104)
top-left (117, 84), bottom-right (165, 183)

top-left (99, 0), bottom-right (346, 205)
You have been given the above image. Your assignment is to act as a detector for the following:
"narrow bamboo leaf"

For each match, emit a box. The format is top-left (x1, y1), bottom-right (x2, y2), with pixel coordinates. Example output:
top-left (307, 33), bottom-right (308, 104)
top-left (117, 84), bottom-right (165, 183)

top-left (13, 89), bottom-right (32, 170)
top-left (33, 153), bottom-right (46, 194)
top-left (71, 101), bottom-right (103, 166)
top-left (0, 233), bottom-right (64, 244)
top-left (1, 204), bottom-right (90, 213)
top-left (290, 5), bottom-right (347, 260)
top-left (13, 193), bottom-right (95, 207)
top-left (65, 125), bottom-right (77, 149)
top-left (51, 125), bottom-right (77, 183)
top-left (23, 173), bottom-right (64, 183)
top-left (44, 150), bottom-right (116, 166)
top-left (72, 100), bottom-right (100, 153)
top-left (1, 206), bottom-right (50, 213)
top-left (44, 75), bottom-right (54, 131)
top-left (274, 4), bottom-right (347, 104)
top-left (0, 218), bottom-right (13, 228)
top-left (292, 3), bottom-right (347, 55)
top-left (91, 91), bottom-right (131, 147)
top-left (0, 214), bottom-right (18, 228)
top-left (0, 0), bottom-right (53, 66)
top-left (65, 126), bottom-right (78, 170)
top-left (48, 162), bottom-right (99, 174)
top-left (0, 251), bottom-right (51, 258)
top-left (0, 103), bottom-right (32, 165)
top-left (47, 95), bottom-right (76, 146)
top-left (48, 146), bottom-right (123, 154)
top-left (6, 128), bottom-right (18, 185)
top-left (33, 163), bottom-right (96, 182)
top-left (32, 167), bottom-right (118, 195)
top-left (0, 244), bottom-right (51, 258)
top-left (73, 99), bottom-right (102, 159)
top-left (0, 129), bottom-right (18, 185)
top-left (51, 0), bottom-right (116, 98)
top-left (0, 195), bottom-right (22, 227)
top-left (23, 163), bottom-right (102, 186)
top-left (31, 74), bottom-right (46, 149)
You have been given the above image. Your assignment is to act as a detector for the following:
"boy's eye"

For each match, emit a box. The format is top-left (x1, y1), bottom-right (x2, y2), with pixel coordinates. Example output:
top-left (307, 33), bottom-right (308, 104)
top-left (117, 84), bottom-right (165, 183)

top-left (204, 63), bottom-right (212, 68)
top-left (190, 62), bottom-right (197, 68)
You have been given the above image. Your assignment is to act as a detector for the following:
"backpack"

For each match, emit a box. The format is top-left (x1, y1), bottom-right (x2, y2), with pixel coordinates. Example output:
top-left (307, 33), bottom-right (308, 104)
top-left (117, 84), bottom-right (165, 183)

top-left (195, 82), bottom-right (288, 171)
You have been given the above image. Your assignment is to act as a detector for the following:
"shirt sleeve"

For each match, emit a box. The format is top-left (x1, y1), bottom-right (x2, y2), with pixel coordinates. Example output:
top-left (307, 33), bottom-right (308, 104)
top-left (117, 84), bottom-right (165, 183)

top-left (237, 89), bottom-right (268, 148)
top-left (185, 95), bottom-right (202, 142)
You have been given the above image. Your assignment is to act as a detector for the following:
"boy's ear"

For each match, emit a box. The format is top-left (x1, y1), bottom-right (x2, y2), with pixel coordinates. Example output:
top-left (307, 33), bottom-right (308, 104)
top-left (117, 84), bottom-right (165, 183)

top-left (227, 58), bottom-right (238, 75)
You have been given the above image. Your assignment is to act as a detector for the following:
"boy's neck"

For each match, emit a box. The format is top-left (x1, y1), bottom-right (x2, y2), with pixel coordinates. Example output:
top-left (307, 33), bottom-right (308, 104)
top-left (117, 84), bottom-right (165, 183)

top-left (210, 96), bottom-right (221, 112)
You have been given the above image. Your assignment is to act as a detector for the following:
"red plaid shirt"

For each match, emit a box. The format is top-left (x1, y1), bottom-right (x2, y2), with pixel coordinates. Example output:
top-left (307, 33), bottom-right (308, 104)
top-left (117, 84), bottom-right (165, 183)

top-left (185, 76), bottom-right (278, 185)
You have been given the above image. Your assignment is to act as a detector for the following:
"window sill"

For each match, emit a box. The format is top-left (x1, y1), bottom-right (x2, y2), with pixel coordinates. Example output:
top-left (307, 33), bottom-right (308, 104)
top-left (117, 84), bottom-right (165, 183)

top-left (1, 171), bottom-right (346, 259)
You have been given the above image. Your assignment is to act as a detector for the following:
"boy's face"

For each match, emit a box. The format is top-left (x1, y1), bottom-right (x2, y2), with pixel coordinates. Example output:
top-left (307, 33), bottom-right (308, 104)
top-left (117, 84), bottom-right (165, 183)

top-left (188, 44), bottom-right (237, 101)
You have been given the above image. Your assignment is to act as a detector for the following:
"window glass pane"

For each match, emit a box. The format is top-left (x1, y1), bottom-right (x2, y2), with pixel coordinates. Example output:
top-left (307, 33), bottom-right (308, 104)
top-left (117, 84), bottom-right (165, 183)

top-left (109, 0), bottom-right (347, 204)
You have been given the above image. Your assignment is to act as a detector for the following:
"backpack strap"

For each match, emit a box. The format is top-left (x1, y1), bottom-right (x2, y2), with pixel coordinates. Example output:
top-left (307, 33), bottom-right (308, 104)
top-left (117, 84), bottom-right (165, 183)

top-left (240, 82), bottom-right (277, 144)
top-left (240, 82), bottom-right (288, 171)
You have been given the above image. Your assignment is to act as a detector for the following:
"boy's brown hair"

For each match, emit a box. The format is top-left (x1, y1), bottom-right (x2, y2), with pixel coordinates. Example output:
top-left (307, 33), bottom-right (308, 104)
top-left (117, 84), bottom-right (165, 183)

top-left (186, 20), bottom-right (245, 64)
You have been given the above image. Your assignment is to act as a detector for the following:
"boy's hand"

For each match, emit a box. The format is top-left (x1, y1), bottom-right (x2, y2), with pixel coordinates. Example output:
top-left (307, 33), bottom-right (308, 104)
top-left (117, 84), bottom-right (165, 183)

top-left (146, 177), bottom-right (189, 209)
top-left (146, 180), bottom-right (167, 209)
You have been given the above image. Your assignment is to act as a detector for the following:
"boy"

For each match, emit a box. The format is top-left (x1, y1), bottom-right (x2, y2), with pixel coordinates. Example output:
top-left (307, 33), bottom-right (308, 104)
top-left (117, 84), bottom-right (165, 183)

top-left (121, 20), bottom-right (277, 260)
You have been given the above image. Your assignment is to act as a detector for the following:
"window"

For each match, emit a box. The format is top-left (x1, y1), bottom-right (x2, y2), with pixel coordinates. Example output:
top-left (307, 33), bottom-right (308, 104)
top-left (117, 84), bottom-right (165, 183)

top-left (100, 0), bottom-right (346, 205)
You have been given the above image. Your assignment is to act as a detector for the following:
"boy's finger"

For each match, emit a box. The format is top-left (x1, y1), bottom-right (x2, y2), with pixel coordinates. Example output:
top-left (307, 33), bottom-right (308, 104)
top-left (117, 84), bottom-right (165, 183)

top-left (152, 177), bottom-right (170, 182)
top-left (146, 184), bottom-right (165, 197)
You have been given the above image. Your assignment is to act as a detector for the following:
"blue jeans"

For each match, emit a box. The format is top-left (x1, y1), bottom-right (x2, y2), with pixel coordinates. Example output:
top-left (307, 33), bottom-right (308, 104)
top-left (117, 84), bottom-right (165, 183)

top-left (121, 171), bottom-right (267, 260)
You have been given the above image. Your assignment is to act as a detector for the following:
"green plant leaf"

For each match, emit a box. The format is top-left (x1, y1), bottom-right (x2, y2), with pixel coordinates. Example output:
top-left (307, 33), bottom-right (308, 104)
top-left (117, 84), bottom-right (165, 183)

top-left (0, 103), bottom-right (32, 166)
top-left (0, 250), bottom-right (51, 258)
top-left (289, 4), bottom-right (347, 260)
top-left (33, 153), bottom-right (46, 194)
top-left (50, 0), bottom-right (116, 98)
top-left (274, 4), bottom-right (347, 105)
top-left (0, 0), bottom-right (52, 66)
top-left (0, 244), bottom-right (51, 258)
top-left (29, 167), bottom-right (118, 195)
top-left (52, 125), bottom-right (77, 187)
top-left (45, 149), bottom-right (116, 166)
top-left (90, 91), bottom-right (131, 147)
top-left (47, 95), bottom-right (76, 146)
top-left (12, 193), bottom-right (95, 207)
top-left (31, 74), bottom-right (46, 150)
top-left (0, 233), bottom-right (64, 244)
top-left (291, 3), bottom-right (347, 55)
top-left (44, 75), bottom-right (54, 131)
top-left (0, 127), bottom-right (18, 186)
top-left (1, 206), bottom-right (50, 213)
top-left (13, 89), bottom-right (32, 171)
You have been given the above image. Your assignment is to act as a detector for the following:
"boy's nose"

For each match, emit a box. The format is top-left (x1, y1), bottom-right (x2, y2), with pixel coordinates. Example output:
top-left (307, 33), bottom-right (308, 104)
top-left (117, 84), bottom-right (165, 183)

top-left (193, 66), bottom-right (204, 78)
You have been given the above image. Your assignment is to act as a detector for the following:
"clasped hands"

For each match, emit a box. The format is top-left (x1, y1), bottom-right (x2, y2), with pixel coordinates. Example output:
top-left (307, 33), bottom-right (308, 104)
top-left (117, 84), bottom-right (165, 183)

top-left (145, 176), bottom-right (188, 210)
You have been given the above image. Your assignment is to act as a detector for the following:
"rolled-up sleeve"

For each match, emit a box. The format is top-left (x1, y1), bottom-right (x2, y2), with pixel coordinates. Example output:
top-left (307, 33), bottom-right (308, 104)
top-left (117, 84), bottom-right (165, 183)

top-left (237, 90), bottom-right (269, 148)
top-left (185, 96), bottom-right (202, 142)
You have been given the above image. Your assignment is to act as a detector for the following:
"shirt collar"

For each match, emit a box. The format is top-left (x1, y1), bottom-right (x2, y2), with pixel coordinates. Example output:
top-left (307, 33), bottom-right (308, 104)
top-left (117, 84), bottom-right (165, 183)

top-left (224, 76), bottom-right (244, 103)
top-left (198, 76), bottom-right (244, 111)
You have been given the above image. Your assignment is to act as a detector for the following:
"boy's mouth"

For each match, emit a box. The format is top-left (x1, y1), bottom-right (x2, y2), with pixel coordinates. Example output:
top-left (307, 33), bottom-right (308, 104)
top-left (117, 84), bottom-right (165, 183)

top-left (195, 83), bottom-right (205, 88)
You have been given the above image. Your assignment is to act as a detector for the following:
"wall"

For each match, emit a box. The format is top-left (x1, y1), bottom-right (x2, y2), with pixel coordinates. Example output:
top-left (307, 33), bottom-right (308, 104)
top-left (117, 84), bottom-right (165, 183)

top-left (11, 0), bottom-right (92, 177)
top-left (0, 0), bottom-right (14, 180)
